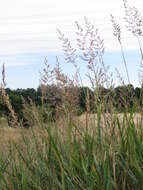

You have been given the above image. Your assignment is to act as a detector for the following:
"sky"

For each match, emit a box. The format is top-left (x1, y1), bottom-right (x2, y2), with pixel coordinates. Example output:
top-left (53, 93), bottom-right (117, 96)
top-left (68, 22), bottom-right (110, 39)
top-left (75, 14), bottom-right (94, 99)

top-left (0, 0), bottom-right (142, 88)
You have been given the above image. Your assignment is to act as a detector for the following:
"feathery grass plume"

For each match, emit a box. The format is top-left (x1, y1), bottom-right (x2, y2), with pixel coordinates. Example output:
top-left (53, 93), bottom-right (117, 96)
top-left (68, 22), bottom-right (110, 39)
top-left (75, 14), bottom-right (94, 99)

top-left (111, 14), bottom-right (130, 84)
top-left (40, 57), bottom-right (56, 101)
top-left (54, 57), bottom-right (69, 87)
top-left (75, 18), bottom-right (116, 135)
top-left (76, 17), bottom-right (113, 94)
top-left (75, 17), bottom-right (104, 72)
top-left (58, 23), bottom-right (95, 122)
top-left (58, 18), bottom-right (114, 121)
top-left (0, 64), bottom-right (19, 127)
top-left (57, 29), bottom-right (77, 64)
top-left (40, 57), bottom-right (55, 110)
top-left (39, 58), bottom-right (60, 121)
top-left (123, 0), bottom-right (143, 37)
top-left (110, 15), bottom-right (121, 42)
top-left (40, 56), bottom-right (80, 122)
top-left (76, 17), bottom-right (104, 59)
top-left (123, 0), bottom-right (143, 88)
top-left (76, 17), bottom-right (111, 114)
top-left (58, 17), bottom-right (107, 89)
top-left (75, 17), bottom-right (112, 144)
top-left (58, 19), bottom-right (110, 133)
top-left (123, 0), bottom-right (143, 59)
top-left (40, 57), bottom-right (55, 86)
top-left (54, 57), bottom-right (80, 119)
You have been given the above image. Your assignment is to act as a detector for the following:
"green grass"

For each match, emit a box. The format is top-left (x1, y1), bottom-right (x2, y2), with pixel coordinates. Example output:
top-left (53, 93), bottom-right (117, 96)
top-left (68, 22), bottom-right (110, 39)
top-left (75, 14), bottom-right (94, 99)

top-left (0, 113), bottom-right (143, 189)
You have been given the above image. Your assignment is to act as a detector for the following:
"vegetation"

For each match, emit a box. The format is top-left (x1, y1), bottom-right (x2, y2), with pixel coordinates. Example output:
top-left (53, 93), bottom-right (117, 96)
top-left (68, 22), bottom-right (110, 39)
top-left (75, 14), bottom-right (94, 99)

top-left (0, 84), bottom-right (143, 121)
top-left (0, 0), bottom-right (143, 189)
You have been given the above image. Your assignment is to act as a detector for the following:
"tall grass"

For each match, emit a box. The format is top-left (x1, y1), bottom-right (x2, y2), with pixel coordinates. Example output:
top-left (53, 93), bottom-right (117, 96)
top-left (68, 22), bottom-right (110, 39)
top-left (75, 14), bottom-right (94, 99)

top-left (0, 0), bottom-right (143, 189)
top-left (0, 113), bottom-right (143, 189)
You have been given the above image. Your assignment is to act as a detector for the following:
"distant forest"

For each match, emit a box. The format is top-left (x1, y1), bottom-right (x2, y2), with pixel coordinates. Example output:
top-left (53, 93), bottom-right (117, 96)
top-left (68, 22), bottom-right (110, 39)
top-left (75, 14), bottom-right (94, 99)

top-left (0, 84), bottom-right (143, 123)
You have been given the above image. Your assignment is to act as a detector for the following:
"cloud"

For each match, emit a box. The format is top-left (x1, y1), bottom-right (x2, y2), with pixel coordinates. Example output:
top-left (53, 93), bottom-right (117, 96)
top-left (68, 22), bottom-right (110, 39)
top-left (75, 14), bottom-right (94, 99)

top-left (0, 0), bottom-right (141, 57)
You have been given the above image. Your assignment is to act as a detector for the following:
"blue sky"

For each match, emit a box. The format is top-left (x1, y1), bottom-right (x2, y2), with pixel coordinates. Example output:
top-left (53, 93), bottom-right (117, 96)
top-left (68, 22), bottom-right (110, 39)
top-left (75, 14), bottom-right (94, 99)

top-left (0, 50), bottom-right (141, 89)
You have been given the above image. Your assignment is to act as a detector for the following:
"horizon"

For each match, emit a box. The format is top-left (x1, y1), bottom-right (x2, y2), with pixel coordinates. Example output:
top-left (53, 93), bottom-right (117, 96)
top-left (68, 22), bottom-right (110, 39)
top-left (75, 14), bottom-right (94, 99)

top-left (0, 50), bottom-right (141, 89)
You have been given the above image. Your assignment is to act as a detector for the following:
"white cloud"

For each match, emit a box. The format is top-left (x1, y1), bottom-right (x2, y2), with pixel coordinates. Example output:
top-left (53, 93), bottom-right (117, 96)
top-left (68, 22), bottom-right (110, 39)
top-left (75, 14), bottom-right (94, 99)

top-left (0, 0), bottom-right (142, 55)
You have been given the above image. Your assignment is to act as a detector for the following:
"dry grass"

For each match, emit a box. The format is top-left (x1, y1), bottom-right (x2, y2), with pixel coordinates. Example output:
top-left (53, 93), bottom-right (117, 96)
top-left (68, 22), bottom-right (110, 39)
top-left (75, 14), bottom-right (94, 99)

top-left (79, 112), bottom-right (143, 130)
top-left (0, 112), bottom-right (142, 149)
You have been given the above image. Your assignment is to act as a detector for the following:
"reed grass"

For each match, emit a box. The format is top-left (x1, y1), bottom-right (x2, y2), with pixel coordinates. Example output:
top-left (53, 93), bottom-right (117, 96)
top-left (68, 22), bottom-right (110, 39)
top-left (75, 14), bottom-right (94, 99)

top-left (0, 0), bottom-right (143, 189)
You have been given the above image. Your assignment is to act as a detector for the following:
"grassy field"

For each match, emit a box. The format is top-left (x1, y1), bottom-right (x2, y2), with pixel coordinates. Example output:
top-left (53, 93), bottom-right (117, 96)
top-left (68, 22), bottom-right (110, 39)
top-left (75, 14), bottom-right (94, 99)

top-left (0, 1), bottom-right (143, 189)
top-left (0, 112), bottom-right (142, 189)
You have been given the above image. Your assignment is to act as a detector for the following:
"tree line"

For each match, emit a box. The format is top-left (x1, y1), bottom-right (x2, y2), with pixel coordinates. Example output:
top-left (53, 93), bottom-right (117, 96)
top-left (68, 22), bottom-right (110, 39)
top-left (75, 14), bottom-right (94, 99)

top-left (0, 84), bottom-right (142, 124)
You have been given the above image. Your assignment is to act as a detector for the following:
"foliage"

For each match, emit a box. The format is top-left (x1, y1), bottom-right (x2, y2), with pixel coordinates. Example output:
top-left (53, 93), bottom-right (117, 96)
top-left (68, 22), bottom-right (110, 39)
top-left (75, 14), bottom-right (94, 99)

top-left (0, 85), bottom-right (142, 123)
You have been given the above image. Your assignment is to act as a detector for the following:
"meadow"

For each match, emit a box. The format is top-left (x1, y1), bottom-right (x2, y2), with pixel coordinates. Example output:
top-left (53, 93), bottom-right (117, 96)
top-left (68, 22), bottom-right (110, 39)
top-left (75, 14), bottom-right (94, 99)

top-left (0, 0), bottom-right (143, 189)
